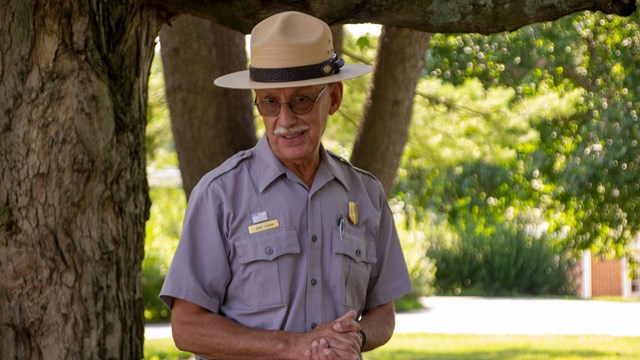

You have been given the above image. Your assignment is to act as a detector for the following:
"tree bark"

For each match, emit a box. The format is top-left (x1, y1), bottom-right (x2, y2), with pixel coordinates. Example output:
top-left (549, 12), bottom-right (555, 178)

top-left (350, 27), bottom-right (431, 194)
top-left (0, 1), bottom-right (158, 358)
top-left (331, 24), bottom-right (344, 56)
top-left (160, 15), bottom-right (256, 197)
top-left (150, 0), bottom-right (636, 34)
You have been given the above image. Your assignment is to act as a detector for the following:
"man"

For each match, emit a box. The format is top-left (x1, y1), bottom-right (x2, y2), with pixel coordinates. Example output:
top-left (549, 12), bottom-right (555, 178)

top-left (160, 11), bottom-right (412, 360)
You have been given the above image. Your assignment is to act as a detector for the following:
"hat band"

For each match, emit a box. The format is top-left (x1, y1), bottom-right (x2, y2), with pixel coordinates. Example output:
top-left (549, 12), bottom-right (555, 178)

top-left (249, 54), bottom-right (345, 83)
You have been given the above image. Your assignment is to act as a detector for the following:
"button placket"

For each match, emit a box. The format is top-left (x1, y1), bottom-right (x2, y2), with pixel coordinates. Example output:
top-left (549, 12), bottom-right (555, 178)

top-left (305, 195), bottom-right (322, 331)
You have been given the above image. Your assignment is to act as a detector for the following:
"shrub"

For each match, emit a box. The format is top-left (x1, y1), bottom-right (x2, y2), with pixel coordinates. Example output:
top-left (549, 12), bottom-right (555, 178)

top-left (428, 220), bottom-right (576, 296)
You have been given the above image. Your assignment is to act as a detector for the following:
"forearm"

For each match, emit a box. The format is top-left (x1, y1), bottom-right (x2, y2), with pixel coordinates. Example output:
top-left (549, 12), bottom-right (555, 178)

top-left (358, 302), bottom-right (396, 352)
top-left (171, 298), bottom-right (302, 360)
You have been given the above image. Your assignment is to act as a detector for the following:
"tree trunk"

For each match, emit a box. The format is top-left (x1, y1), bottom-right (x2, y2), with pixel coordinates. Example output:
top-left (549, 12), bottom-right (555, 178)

top-left (160, 15), bottom-right (256, 197)
top-left (350, 27), bottom-right (430, 194)
top-left (331, 24), bottom-right (343, 56)
top-left (0, 1), bottom-right (158, 358)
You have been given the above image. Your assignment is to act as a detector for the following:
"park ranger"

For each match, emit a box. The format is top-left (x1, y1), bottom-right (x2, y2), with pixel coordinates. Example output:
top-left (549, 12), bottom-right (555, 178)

top-left (160, 11), bottom-right (412, 360)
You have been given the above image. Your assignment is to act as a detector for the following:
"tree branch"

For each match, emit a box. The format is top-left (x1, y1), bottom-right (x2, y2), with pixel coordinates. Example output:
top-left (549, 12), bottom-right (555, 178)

top-left (146, 0), bottom-right (636, 35)
top-left (415, 90), bottom-right (492, 118)
top-left (341, 49), bottom-right (373, 66)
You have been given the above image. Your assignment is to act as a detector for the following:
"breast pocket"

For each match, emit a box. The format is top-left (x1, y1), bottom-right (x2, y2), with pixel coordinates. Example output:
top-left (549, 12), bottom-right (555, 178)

top-left (233, 228), bottom-right (300, 309)
top-left (332, 226), bottom-right (377, 311)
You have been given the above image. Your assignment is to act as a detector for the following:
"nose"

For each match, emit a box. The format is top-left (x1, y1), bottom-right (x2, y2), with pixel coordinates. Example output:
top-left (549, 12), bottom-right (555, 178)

top-left (276, 101), bottom-right (298, 127)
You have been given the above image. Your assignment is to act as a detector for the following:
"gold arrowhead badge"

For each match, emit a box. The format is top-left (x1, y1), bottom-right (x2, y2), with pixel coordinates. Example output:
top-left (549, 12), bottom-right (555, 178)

top-left (348, 201), bottom-right (358, 225)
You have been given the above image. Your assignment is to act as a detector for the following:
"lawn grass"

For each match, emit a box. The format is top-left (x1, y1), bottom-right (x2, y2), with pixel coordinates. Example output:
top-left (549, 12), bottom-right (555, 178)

top-left (144, 338), bottom-right (192, 360)
top-left (365, 333), bottom-right (640, 360)
top-left (145, 333), bottom-right (640, 360)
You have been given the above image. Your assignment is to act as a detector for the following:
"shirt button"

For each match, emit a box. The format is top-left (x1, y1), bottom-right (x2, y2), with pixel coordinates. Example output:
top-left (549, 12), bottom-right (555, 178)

top-left (355, 249), bottom-right (362, 257)
top-left (311, 278), bottom-right (317, 286)
top-left (265, 247), bottom-right (274, 255)
top-left (311, 323), bottom-right (317, 329)
top-left (311, 235), bottom-right (317, 243)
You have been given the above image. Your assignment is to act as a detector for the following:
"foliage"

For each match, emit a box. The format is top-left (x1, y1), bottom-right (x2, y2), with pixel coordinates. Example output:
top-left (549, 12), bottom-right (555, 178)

top-left (391, 200), bottom-right (437, 310)
top-left (146, 48), bottom-right (179, 169)
top-left (427, 219), bottom-right (575, 296)
top-left (143, 187), bottom-right (186, 322)
top-left (424, 10), bottom-right (640, 256)
top-left (395, 75), bottom-right (582, 231)
top-left (390, 10), bottom-right (640, 297)
top-left (393, 74), bottom-right (582, 296)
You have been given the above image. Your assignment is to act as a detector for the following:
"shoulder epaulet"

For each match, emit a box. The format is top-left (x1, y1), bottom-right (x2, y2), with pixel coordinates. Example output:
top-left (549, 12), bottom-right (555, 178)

top-left (204, 149), bottom-right (254, 182)
top-left (327, 150), bottom-right (350, 164)
top-left (327, 150), bottom-right (378, 180)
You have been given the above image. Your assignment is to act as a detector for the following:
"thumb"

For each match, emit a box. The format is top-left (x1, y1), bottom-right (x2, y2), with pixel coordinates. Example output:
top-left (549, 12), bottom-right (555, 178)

top-left (333, 310), bottom-right (358, 332)
top-left (336, 310), bottom-right (357, 322)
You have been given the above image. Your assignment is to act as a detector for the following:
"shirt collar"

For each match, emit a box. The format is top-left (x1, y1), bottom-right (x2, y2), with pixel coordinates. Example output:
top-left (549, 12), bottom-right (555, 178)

top-left (255, 135), bottom-right (350, 193)
top-left (319, 148), bottom-right (350, 192)
top-left (255, 135), bottom-right (287, 192)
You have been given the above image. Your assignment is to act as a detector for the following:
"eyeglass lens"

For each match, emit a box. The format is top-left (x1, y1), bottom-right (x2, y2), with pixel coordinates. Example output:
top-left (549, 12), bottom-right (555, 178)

top-left (255, 86), bottom-right (327, 116)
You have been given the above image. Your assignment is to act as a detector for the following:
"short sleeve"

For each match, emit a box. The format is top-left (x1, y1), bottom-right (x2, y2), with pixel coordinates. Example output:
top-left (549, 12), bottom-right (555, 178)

top-left (364, 185), bottom-right (413, 310)
top-left (159, 180), bottom-right (230, 313)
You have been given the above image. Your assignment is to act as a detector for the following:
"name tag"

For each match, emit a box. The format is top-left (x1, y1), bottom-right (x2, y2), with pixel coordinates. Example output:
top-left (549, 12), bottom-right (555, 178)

top-left (248, 219), bottom-right (280, 234)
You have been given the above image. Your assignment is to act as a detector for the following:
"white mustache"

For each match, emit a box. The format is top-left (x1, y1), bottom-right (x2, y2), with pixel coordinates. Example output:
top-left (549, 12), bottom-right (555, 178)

top-left (274, 125), bottom-right (310, 136)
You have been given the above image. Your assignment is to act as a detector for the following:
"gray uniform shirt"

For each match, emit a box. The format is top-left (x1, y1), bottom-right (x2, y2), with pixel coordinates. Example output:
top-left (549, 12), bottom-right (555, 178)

top-left (160, 135), bottom-right (412, 333)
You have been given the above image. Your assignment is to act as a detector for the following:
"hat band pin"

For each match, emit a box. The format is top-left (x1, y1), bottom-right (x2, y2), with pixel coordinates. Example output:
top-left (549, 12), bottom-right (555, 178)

top-left (249, 54), bottom-right (345, 83)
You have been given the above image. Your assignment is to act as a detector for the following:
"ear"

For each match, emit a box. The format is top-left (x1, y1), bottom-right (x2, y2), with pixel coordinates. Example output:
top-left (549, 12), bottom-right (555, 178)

top-left (328, 82), bottom-right (343, 115)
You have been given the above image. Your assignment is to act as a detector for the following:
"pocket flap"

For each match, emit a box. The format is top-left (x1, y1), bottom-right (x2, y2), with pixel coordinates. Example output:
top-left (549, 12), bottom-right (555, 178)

top-left (333, 227), bottom-right (377, 263)
top-left (235, 228), bottom-right (300, 264)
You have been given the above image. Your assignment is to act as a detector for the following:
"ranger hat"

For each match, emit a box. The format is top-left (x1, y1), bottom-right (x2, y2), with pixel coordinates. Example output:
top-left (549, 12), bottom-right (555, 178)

top-left (214, 11), bottom-right (372, 89)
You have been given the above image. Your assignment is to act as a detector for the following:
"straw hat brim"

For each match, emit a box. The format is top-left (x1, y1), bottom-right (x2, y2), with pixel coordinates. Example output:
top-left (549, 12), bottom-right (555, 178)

top-left (213, 63), bottom-right (372, 89)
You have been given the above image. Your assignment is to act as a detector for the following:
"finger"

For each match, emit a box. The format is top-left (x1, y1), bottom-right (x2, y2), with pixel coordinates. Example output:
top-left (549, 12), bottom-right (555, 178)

top-left (311, 339), bottom-right (335, 360)
top-left (318, 339), bottom-right (330, 360)
top-left (323, 333), bottom-right (361, 355)
top-left (323, 347), bottom-right (361, 360)
top-left (311, 340), bottom-right (322, 360)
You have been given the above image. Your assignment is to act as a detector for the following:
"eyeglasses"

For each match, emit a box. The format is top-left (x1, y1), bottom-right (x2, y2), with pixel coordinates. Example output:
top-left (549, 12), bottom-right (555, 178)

top-left (254, 85), bottom-right (328, 117)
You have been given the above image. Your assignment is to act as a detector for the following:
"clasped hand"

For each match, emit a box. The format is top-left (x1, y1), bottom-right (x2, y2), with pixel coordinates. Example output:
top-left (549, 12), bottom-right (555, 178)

top-left (303, 310), bottom-right (362, 360)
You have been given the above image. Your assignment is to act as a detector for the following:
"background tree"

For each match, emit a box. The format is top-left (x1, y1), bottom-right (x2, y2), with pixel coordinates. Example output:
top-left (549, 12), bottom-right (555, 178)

top-left (160, 15), bottom-right (256, 197)
top-left (350, 26), bottom-right (431, 193)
